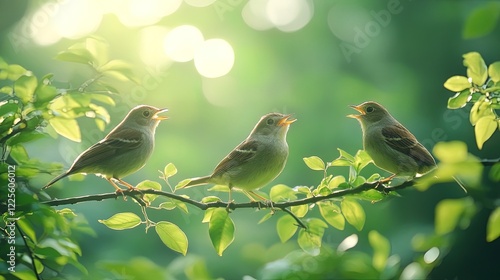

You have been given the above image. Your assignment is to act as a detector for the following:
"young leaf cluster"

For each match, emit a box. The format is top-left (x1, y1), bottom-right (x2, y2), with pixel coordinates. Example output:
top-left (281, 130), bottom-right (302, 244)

top-left (444, 52), bottom-right (500, 149)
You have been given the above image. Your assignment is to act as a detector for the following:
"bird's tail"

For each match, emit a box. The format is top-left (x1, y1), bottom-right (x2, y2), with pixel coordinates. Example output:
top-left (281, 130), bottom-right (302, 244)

top-left (181, 176), bottom-right (211, 189)
top-left (43, 172), bottom-right (68, 190)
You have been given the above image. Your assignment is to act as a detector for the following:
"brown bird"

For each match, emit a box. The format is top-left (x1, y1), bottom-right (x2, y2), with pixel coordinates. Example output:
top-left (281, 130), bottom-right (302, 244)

top-left (43, 105), bottom-right (168, 192)
top-left (182, 113), bottom-right (296, 203)
top-left (348, 101), bottom-right (436, 180)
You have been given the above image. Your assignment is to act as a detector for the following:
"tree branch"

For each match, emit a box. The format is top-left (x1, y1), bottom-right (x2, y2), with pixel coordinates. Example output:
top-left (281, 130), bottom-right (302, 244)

top-left (42, 180), bottom-right (412, 210)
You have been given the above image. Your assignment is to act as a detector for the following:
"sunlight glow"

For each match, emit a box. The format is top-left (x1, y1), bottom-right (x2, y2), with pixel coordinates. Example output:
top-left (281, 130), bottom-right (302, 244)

top-left (29, 0), bottom-right (101, 45)
top-left (139, 26), bottom-right (172, 66)
top-left (113, 0), bottom-right (182, 27)
top-left (163, 25), bottom-right (204, 62)
top-left (242, 0), bottom-right (313, 32)
top-left (184, 0), bottom-right (217, 7)
top-left (53, 0), bottom-right (102, 39)
top-left (194, 39), bottom-right (235, 78)
top-left (242, 0), bottom-right (274, 31)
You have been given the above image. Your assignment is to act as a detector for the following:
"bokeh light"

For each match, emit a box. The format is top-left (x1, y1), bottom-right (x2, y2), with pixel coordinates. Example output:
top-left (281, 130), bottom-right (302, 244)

top-left (337, 234), bottom-right (358, 253)
top-left (242, 0), bottom-right (313, 32)
top-left (194, 39), bottom-right (234, 78)
top-left (139, 25), bottom-right (172, 66)
top-left (266, 0), bottom-right (313, 32)
top-left (53, 0), bottom-right (102, 39)
top-left (424, 247), bottom-right (440, 264)
top-left (163, 25), bottom-right (204, 62)
top-left (242, 0), bottom-right (274, 31)
top-left (29, 0), bottom-right (102, 45)
top-left (112, 0), bottom-right (182, 27)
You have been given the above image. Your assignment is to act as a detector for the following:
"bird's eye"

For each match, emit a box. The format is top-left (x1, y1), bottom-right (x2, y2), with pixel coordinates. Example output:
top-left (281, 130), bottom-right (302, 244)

top-left (366, 106), bottom-right (374, 113)
top-left (266, 118), bottom-right (275, 125)
top-left (142, 110), bottom-right (151, 117)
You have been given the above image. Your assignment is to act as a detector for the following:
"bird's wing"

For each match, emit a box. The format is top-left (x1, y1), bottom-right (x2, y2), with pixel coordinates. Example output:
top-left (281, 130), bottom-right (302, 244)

top-left (69, 128), bottom-right (142, 172)
top-left (211, 139), bottom-right (258, 177)
top-left (382, 124), bottom-right (435, 167)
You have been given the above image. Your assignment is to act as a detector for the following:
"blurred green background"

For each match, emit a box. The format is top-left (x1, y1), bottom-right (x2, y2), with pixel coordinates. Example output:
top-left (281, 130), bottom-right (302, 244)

top-left (1, 0), bottom-right (499, 279)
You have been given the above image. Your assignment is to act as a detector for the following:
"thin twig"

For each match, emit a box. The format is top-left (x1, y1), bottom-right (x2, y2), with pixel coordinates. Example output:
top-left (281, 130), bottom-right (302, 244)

top-left (42, 180), bottom-right (412, 209)
top-left (280, 207), bottom-right (307, 229)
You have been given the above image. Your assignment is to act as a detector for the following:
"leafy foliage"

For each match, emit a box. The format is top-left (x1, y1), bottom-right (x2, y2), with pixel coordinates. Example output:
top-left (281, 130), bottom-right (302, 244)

top-left (1, 36), bottom-right (498, 280)
top-left (0, 38), bottom-right (141, 279)
top-left (444, 52), bottom-right (500, 149)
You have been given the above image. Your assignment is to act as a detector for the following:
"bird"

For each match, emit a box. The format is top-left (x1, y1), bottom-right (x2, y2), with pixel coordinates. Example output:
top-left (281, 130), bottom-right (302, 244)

top-left (348, 101), bottom-right (436, 181)
top-left (43, 105), bottom-right (168, 192)
top-left (181, 113), bottom-right (296, 203)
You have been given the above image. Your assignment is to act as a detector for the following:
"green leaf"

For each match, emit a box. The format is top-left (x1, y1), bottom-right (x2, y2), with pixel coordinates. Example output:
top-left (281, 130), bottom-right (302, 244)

top-left (90, 93), bottom-right (116, 106)
top-left (463, 52), bottom-right (488, 86)
top-left (447, 90), bottom-right (470, 109)
top-left (85, 36), bottom-right (109, 67)
top-left (208, 208), bottom-right (235, 256)
top-left (463, 2), bottom-right (500, 39)
top-left (369, 230), bottom-right (390, 272)
top-left (490, 163), bottom-right (500, 182)
top-left (0, 102), bottom-right (21, 117)
top-left (318, 202), bottom-right (345, 230)
top-left (443, 75), bottom-right (471, 92)
top-left (100, 60), bottom-right (140, 83)
top-left (470, 96), bottom-right (494, 125)
top-left (14, 74), bottom-right (37, 104)
top-left (164, 163), bottom-right (177, 178)
top-left (202, 208), bottom-right (215, 223)
top-left (7, 131), bottom-right (46, 146)
top-left (435, 198), bottom-right (475, 235)
top-left (486, 207), bottom-right (500, 242)
top-left (489, 61), bottom-right (500, 82)
top-left (155, 221), bottom-right (188, 255)
top-left (98, 212), bottom-right (142, 230)
top-left (327, 175), bottom-right (346, 189)
top-left (337, 148), bottom-right (355, 162)
top-left (17, 218), bottom-right (37, 243)
top-left (258, 212), bottom-right (274, 224)
top-left (353, 150), bottom-right (372, 171)
top-left (329, 158), bottom-right (351, 167)
top-left (474, 116), bottom-right (497, 149)
top-left (291, 204), bottom-right (308, 218)
top-left (48, 117), bottom-right (81, 142)
top-left (270, 184), bottom-right (297, 202)
top-left (55, 48), bottom-right (95, 65)
top-left (136, 180), bottom-right (162, 204)
top-left (34, 83), bottom-right (58, 106)
top-left (0, 64), bottom-right (28, 81)
top-left (354, 189), bottom-right (385, 202)
top-left (297, 218), bottom-right (328, 256)
top-left (89, 103), bottom-right (110, 124)
top-left (433, 141), bottom-right (468, 163)
top-left (341, 198), bottom-right (365, 231)
top-left (276, 215), bottom-right (298, 243)
top-left (303, 156), bottom-right (325, 170)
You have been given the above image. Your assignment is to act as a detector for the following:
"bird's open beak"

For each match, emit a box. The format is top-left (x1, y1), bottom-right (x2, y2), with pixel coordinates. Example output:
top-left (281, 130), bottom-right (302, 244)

top-left (278, 114), bottom-right (297, 126)
top-left (347, 105), bottom-right (364, 119)
top-left (154, 108), bottom-right (169, 120)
